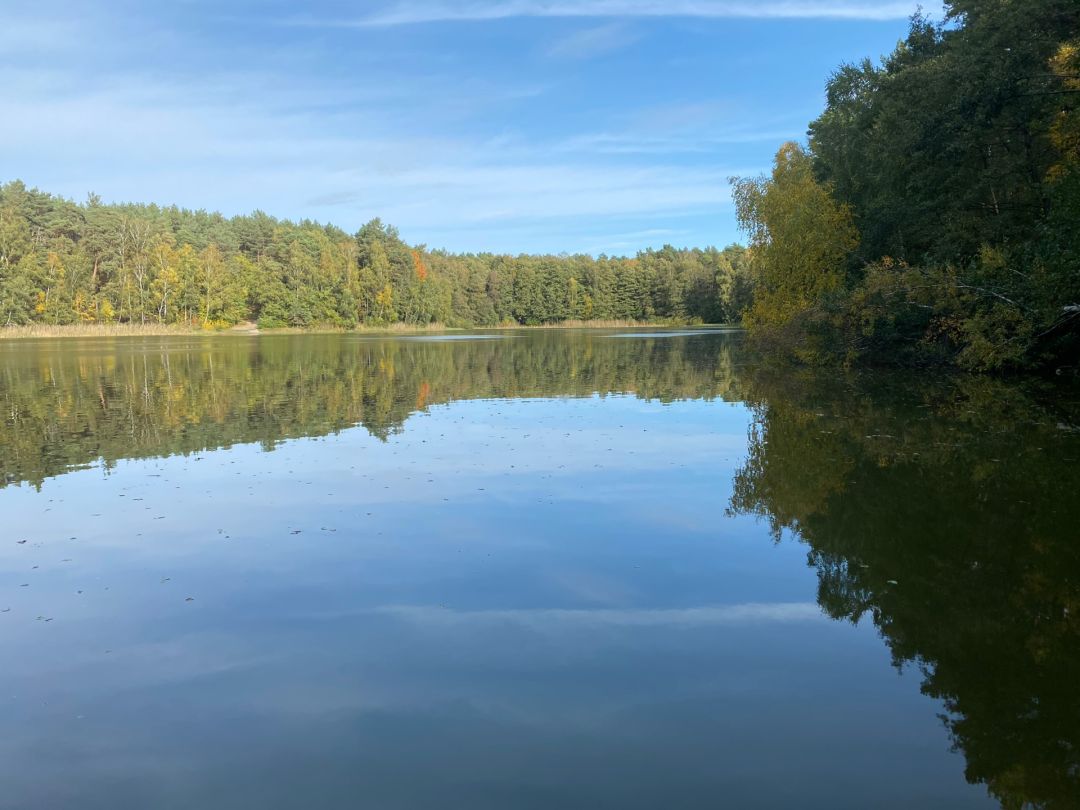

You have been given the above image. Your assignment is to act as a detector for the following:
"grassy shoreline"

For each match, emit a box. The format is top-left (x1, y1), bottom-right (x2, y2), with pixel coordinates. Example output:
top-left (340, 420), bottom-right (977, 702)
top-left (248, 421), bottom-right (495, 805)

top-left (0, 320), bottom-right (724, 341)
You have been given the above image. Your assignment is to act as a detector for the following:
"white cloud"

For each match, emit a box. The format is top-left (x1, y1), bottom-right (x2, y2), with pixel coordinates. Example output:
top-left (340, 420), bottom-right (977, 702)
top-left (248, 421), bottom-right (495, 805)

top-left (0, 1), bottom-right (811, 253)
top-left (289, 1), bottom-right (921, 28)
top-left (0, 19), bottom-right (80, 54)
top-left (551, 130), bottom-right (802, 155)
top-left (0, 68), bottom-right (748, 252)
top-left (376, 602), bottom-right (826, 628)
top-left (545, 22), bottom-right (641, 60)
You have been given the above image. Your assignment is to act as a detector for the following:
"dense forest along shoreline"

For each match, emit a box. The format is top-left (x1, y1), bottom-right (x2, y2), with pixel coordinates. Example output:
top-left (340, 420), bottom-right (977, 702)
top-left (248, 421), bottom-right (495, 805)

top-left (0, 181), bottom-right (752, 335)
top-left (0, 320), bottom-right (733, 340)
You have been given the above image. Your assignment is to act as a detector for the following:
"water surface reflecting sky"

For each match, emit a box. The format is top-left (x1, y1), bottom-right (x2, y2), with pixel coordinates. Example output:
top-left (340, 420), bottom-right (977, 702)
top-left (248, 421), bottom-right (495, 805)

top-left (3, 330), bottom-right (1076, 809)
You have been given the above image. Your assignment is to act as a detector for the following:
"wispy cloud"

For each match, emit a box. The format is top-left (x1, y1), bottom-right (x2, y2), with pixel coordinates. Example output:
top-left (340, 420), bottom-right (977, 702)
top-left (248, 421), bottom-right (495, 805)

top-left (376, 602), bottom-right (826, 628)
top-left (286, 1), bottom-right (921, 28)
top-left (551, 130), bottom-right (802, 155)
top-left (0, 69), bottom-right (744, 251)
top-left (0, 18), bottom-right (81, 55)
top-left (545, 22), bottom-right (641, 60)
top-left (3, 0), bottom-right (909, 254)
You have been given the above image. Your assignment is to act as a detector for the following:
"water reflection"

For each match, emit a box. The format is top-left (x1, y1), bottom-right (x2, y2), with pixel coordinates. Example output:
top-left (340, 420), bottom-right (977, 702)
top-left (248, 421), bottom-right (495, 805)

top-left (728, 369), bottom-right (1080, 810)
top-left (0, 330), bottom-right (744, 489)
top-left (1, 330), bottom-right (1078, 808)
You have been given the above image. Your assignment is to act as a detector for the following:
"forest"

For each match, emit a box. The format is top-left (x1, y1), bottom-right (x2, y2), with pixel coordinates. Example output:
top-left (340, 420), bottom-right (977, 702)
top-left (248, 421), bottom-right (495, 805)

top-left (5, 1), bottom-right (1076, 374)
top-left (733, 0), bottom-right (1080, 371)
top-left (0, 180), bottom-right (750, 331)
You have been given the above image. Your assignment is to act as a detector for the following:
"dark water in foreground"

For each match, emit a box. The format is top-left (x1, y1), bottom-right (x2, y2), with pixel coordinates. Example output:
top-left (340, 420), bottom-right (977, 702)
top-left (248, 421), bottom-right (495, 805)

top-left (1, 329), bottom-right (1078, 810)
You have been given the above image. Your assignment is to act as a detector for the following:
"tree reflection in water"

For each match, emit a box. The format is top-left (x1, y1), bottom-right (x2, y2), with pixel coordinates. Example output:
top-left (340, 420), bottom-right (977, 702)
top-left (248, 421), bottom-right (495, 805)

top-left (2, 331), bottom-right (1077, 807)
top-left (730, 369), bottom-right (1080, 810)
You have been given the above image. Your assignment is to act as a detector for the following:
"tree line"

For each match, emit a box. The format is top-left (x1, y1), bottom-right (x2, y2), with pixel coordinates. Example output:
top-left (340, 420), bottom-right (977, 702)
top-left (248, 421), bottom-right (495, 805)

top-left (733, 0), bottom-right (1080, 371)
top-left (0, 180), bottom-right (750, 330)
top-left (0, 331), bottom-right (743, 489)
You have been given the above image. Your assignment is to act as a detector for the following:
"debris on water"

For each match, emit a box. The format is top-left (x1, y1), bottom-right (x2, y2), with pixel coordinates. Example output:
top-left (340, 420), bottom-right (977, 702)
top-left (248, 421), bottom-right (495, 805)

top-left (16, 540), bottom-right (27, 545)
top-left (887, 579), bottom-right (899, 585)
top-left (185, 597), bottom-right (195, 602)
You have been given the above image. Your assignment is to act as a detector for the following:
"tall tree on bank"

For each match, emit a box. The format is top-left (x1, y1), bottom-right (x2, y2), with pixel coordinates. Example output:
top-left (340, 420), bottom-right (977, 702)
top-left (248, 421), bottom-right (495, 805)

top-left (732, 143), bottom-right (859, 363)
top-left (735, 1), bottom-right (1080, 371)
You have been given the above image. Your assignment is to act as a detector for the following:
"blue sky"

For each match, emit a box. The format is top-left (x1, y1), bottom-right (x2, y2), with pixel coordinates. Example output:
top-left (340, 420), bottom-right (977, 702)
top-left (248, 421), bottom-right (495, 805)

top-left (1, 1), bottom-right (936, 254)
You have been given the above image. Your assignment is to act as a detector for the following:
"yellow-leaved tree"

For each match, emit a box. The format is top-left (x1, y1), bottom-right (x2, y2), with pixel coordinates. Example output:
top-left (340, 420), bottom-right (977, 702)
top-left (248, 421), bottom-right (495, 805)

top-left (731, 142), bottom-right (859, 361)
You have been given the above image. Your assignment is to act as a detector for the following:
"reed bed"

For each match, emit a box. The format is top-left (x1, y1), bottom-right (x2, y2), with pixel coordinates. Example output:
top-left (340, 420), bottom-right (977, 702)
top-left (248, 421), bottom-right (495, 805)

top-left (0, 323), bottom-right (208, 340)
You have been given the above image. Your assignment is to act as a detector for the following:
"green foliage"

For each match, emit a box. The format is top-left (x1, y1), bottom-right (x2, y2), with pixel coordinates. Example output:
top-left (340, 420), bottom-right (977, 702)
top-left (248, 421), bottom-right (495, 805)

top-left (0, 182), bottom-right (746, 331)
top-left (729, 366), bottom-right (1080, 809)
top-left (735, 2), bottom-right (1080, 371)
top-left (732, 143), bottom-right (860, 363)
top-left (0, 331), bottom-right (745, 489)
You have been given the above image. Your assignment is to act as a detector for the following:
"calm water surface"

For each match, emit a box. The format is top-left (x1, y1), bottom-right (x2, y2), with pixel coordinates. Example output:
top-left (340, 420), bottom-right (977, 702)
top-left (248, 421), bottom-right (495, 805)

top-left (1, 330), bottom-right (1078, 810)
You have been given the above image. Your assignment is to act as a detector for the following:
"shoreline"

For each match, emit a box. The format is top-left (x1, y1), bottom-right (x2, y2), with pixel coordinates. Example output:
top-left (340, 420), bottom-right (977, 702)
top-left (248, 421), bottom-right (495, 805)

top-left (0, 320), bottom-right (730, 341)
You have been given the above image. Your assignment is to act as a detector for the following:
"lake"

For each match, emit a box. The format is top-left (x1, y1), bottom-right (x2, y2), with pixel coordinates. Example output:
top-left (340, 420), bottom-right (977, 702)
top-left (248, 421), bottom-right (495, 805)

top-left (1, 329), bottom-right (1077, 810)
